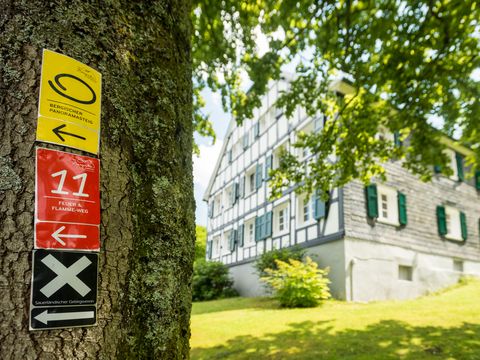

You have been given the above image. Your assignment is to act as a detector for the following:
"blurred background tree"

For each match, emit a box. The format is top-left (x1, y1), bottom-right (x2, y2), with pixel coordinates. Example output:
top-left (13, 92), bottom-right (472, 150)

top-left (192, 0), bottom-right (479, 197)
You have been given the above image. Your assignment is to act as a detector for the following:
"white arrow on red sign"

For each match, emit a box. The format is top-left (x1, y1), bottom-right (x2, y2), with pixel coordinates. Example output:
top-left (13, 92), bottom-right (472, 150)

top-left (51, 226), bottom-right (87, 246)
top-left (35, 222), bottom-right (100, 250)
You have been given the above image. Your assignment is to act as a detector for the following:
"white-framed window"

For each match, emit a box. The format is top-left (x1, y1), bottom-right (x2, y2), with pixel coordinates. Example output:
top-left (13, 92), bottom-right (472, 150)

top-left (273, 202), bottom-right (289, 235)
top-left (246, 166), bottom-right (256, 195)
top-left (303, 198), bottom-right (310, 222)
top-left (445, 206), bottom-right (462, 241)
top-left (245, 218), bottom-right (255, 246)
top-left (297, 195), bottom-right (313, 226)
top-left (213, 193), bottom-right (222, 217)
top-left (221, 230), bottom-right (232, 255)
top-left (212, 235), bottom-right (221, 257)
top-left (380, 193), bottom-right (388, 218)
top-left (224, 186), bottom-right (233, 208)
top-left (272, 142), bottom-right (287, 169)
top-left (224, 183), bottom-right (237, 208)
top-left (376, 185), bottom-right (399, 226)
top-left (279, 209), bottom-right (286, 231)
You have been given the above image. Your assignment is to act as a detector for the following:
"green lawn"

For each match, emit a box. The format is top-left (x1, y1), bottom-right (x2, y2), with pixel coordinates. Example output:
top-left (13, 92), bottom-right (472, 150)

top-left (190, 279), bottom-right (480, 359)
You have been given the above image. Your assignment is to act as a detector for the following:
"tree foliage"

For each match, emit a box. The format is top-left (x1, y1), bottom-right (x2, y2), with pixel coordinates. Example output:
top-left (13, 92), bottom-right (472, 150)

top-left (192, 0), bottom-right (479, 196)
top-left (192, 260), bottom-right (238, 301)
top-left (195, 225), bottom-right (207, 261)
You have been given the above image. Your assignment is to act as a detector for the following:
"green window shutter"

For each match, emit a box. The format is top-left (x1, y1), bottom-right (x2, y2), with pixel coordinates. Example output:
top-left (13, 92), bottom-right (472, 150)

top-left (456, 153), bottom-right (464, 182)
top-left (436, 206), bottom-right (447, 236)
top-left (239, 176), bottom-right (245, 198)
top-left (265, 155), bottom-right (273, 179)
top-left (460, 212), bottom-right (467, 241)
top-left (475, 171), bottom-right (480, 190)
top-left (434, 165), bottom-right (442, 174)
top-left (255, 217), bottom-right (261, 242)
top-left (229, 230), bottom-right (237, 252)
top-left (393, 131), bottom-right (402, 147)
top-left (230, 186), bottom-right (235, 205)
top-left (397, 192), bottom-right (407, 226)
top-left (207, 241), bottom-right (212, 259)
top-left (238, 225), bottom-right (244, 247)
top-left (313, 190), bottom-right (326, 220)
top-left (255, 163), bottom-right (263, 189)
top-left (265, 211), bottom-right (272, 238)
top-left (260, 214), bottom-right (266, 240)
top-left (233, 183), bottom-right (239, 204)
top-left (365, 184), bottom-right (378, 218)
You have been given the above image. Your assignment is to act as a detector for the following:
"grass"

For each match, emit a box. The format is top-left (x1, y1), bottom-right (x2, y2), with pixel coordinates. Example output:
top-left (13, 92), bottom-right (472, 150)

top-left (190, 278), bottom-right (480, 359)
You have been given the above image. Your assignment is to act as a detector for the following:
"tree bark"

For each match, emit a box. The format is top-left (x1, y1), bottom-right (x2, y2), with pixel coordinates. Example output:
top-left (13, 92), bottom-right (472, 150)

top-left (0, 1), bottom-right (194, 359)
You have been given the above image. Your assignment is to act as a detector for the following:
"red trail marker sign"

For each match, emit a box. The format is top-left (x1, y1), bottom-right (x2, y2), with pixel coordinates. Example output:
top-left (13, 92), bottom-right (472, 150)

top-left (35, 148), bottom-right (100, 250)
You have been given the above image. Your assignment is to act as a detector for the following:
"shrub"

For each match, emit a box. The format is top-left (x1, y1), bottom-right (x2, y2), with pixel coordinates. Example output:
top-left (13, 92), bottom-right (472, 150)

top-left (192, 260), bottom-right (238, 301)
top-left (261, 257), bottom-right (331, 308)
top-left (255, 246), bottom-right (306, 277)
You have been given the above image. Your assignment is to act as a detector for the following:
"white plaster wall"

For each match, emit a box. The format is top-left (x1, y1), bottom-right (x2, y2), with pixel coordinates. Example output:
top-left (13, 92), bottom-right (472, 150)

top-left (229, 239), bottom-right (346, 298)
top-left (306, 240), bottom-right (346, 300)
top-left (344, 237), bottom-right (480, 302)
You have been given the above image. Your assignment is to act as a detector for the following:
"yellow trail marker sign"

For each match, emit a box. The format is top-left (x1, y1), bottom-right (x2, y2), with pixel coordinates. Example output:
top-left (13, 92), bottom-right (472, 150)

top-left (36, 49), bottom-right (101, 154)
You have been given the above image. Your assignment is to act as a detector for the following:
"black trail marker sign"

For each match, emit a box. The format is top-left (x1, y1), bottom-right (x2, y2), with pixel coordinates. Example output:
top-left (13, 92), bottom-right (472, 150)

top-left (30, 250), bottom-right (98, 330)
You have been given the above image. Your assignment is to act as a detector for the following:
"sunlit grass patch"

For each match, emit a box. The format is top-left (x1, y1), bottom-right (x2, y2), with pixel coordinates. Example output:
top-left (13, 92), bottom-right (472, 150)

top-left (191, 279), bottom-right (480, 359)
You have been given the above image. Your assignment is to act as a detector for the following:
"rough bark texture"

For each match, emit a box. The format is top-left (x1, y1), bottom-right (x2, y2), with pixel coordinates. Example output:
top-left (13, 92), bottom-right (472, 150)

top-left (0, 1), bottom-right (195, 359)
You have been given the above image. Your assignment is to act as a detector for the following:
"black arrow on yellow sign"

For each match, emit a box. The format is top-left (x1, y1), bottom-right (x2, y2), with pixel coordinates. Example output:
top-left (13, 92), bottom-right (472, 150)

top-left (52, 124), bottom-right (86, 142)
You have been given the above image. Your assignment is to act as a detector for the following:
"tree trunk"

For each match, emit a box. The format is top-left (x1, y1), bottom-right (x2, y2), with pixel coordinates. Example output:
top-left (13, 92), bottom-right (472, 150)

top-left (0, 1), bottom-right (195, 359)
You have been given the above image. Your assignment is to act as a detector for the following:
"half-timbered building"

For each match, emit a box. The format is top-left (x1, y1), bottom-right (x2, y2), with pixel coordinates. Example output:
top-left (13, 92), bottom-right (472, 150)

top-left (203, 78), bottom-right (480, 301)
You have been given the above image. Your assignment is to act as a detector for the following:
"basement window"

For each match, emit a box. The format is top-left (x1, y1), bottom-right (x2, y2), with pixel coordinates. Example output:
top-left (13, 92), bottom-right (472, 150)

top-left (453, 259), bottom-right (464, 272)
top-left (398, 265), bottom-right (413, 281)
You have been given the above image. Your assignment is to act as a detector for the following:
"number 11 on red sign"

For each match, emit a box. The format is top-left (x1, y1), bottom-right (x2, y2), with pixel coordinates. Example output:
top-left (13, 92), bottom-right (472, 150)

top-left (35, 148), bottom-right (100, 251)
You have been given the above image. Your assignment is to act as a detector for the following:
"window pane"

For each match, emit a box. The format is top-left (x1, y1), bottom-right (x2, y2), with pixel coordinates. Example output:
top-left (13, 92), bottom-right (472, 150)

top-left (381, 194), bottom-right (388, 218)
top-left (249, 174), bottom-right (255, 192)
top-left (303, 198), bottom-right (309, 222)
top-left (279, 209), bottom-right (284, 231)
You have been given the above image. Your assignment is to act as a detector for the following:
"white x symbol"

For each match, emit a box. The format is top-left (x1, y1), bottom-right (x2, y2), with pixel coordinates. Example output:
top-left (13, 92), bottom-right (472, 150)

top-left (40, 254), bottom-right (92, 297)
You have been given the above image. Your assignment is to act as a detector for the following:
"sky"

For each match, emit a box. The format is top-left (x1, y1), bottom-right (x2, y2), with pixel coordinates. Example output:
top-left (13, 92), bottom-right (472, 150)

top-left (192, 88), bottom-right (229, 226)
